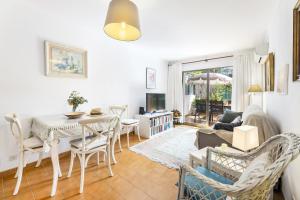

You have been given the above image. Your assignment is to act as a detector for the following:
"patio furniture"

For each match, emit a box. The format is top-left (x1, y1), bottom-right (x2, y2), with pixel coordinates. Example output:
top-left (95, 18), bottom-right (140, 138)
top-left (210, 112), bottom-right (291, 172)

top-left (194, 99), bottom-right (207, 123)
top-left (178, 132), bottom-right (300, 200)
top-left (4, 113), bottom-right (45, 195)
top-left (67, 115), bottom-right (118, 193)
top-left (209, 100), bottom-right (224, 123)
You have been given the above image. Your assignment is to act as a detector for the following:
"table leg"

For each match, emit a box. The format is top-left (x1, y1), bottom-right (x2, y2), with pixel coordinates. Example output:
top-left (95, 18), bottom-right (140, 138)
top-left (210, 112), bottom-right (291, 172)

top-left (50, 140), bottom-right (59, 197)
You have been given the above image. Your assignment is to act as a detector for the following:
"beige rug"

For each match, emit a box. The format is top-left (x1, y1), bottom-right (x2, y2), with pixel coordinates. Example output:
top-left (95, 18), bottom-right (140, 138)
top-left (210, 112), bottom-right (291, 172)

top-left (130, 126), bottom-right (198, 169)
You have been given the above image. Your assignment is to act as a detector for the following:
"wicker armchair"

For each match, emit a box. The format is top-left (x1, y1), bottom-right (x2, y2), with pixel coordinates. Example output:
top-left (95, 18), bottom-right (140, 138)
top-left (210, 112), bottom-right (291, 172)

top-left (178, 133), bottom-right (300, 200)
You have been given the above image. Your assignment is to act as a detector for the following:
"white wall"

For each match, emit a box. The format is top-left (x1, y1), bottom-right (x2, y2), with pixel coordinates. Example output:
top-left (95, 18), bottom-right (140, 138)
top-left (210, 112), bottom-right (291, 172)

top-left (267, 0), bottom-right (300, 199)
top-left (0, 0), bottom-right (168, 171)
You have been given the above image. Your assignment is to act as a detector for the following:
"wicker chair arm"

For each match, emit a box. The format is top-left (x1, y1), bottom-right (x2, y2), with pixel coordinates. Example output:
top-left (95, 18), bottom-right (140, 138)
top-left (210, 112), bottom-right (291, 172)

top-left (207, 147), bottom-right (252, 161)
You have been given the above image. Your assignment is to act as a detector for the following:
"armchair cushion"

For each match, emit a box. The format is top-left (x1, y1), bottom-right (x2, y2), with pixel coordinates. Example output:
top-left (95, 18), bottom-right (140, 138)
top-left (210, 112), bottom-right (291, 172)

top-left (235, 152), bottom-right (271, 185)
top-left (184, 166), bottom-right (233, 199)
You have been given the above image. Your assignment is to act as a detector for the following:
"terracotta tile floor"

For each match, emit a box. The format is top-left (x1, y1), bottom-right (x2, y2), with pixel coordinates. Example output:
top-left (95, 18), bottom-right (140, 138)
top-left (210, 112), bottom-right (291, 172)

top-left (0, 130), bottom-right (284, 200)
top-left (0, 134), bottom-right (179, 200)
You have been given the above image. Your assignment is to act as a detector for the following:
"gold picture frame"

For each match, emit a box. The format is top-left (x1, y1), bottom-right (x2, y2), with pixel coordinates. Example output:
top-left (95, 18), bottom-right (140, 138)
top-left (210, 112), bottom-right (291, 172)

top-left (265, 53), bottom-right (275, 92)
top-left (293, 0), bottom-right (300, 81)
top-left (45, 41), bottom-right (88, 78)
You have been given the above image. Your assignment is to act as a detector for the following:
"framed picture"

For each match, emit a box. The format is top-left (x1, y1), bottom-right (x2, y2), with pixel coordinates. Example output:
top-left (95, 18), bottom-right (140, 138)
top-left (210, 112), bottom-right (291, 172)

top-left (293, 0), bottom-right (300, 81)
top-left (277, 64), bottom-right (289, 95)
top-left (265, 53), bottom-right (275, 92)
top-left (146, 68), bottom-right (156, 89)
top-left (45, 41), bottom-right (88, 78)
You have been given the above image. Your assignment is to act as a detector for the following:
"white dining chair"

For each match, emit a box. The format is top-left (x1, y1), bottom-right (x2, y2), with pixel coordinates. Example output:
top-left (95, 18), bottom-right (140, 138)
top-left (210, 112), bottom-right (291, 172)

top-left (67, 115), bottom-right (118, 193)
top-left (109, 105), bottom-right (141, 149)
top-left (4, 113), bottom-right (44, 195)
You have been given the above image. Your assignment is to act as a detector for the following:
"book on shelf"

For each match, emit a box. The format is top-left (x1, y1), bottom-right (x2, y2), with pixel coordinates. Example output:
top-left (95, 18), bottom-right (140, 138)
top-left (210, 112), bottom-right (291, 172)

top-left (150, 115), bottom-right (171, 127)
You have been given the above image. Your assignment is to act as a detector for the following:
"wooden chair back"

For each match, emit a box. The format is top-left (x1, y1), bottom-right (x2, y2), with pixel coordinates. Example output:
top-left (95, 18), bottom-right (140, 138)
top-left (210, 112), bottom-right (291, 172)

top-left (78, 115), bottom-right (119, 151)
top-left (4, 113), bottom-right (24, 147)
top-left (109, 105), bottom-right (128, 119)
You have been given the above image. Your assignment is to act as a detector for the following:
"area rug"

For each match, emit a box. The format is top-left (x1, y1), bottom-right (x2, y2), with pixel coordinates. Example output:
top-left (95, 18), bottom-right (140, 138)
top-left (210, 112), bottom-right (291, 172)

top-left (130, 127), bottom-right (198, 169)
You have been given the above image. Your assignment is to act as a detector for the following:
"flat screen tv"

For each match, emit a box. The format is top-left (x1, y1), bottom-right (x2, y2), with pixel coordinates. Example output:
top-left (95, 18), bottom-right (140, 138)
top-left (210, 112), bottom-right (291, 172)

top-left (146, 93), bottom-right (166, 113)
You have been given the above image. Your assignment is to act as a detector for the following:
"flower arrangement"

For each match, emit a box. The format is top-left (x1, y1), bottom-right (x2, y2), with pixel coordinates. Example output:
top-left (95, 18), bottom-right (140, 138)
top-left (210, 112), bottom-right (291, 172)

top-left (67, 91), bottom-right (88, 112)
top-left (171, 109), bottom-right (182, 117)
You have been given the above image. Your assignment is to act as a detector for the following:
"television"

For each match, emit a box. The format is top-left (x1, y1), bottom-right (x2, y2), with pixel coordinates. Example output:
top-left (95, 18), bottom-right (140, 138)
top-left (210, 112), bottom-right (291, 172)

top-left (146, 93), bottom-right (166, 113)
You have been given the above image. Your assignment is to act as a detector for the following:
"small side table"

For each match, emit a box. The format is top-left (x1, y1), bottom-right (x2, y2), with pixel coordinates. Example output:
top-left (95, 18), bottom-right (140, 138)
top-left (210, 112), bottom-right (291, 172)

top-left (189, 146), bottom-right (242, 168)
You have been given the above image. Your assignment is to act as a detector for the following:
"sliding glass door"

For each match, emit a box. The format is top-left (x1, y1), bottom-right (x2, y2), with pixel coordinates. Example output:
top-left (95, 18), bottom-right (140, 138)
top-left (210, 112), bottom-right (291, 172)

top-left (183, 66), bottom-right (233, 127)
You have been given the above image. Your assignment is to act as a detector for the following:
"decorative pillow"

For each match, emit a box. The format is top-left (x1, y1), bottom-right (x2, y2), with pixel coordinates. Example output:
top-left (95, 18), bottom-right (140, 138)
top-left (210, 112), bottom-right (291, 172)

top-left (234, 152), bottom-right (271, 185)
top-left (220, 110), bottom-right (243, 123)
top-left (231, 116), bottom-right (242, 124)
top-left (184, 166), bottom-right (233, 199)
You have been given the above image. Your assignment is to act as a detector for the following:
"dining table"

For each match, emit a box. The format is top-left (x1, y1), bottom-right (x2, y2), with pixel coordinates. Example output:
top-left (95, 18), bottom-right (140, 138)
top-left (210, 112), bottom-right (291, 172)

top-left (31, 113), bottom-right (120, 196)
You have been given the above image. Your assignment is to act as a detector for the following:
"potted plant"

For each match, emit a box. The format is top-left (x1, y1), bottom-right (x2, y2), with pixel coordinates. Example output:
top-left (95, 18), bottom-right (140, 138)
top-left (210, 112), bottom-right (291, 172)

top-left (67, 91), bottom-right (88, 112)
top-left (172, 109), bottom-right (182, 118)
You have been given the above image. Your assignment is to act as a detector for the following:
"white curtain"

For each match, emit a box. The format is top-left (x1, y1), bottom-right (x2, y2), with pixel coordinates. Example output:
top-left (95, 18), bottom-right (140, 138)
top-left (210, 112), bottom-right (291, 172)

top-left (232, 51), bottom-right (264, 112)
top-left (167, 62), bottom-right (184, 120)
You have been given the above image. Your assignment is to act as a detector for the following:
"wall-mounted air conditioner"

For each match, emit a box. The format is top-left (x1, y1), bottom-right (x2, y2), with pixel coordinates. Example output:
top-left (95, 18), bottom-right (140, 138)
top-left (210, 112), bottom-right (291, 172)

top-left (254, 43), bottom-right (269, 64)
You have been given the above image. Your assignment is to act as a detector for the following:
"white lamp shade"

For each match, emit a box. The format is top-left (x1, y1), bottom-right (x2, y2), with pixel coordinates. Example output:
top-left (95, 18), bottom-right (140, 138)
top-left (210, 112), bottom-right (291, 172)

top-left (233, 125), bottom-right (259, 151)
top-left (104, 0), bottom-right (141, 41)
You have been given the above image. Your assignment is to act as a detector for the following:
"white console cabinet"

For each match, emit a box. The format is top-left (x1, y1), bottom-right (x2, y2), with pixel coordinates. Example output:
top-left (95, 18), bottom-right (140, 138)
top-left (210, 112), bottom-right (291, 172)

top-left (135, 112), bottom-right (173, 139)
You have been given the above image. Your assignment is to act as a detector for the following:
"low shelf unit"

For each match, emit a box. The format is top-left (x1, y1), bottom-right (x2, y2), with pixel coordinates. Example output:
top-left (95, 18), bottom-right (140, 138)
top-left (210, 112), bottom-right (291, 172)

top-left (135, 112), bottom-right (173, 139)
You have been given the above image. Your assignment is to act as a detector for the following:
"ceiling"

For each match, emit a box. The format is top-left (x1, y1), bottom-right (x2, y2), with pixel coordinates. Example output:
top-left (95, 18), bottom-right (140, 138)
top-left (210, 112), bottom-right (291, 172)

top-left (134, 0), bottom-right (278, 60)
top-left (24, 0), bottom-right (279, 61)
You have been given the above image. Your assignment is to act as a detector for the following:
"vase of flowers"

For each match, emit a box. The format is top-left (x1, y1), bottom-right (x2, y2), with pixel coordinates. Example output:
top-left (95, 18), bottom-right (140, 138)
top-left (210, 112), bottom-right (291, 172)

top-left (67, 91), bottom-right (88, 112)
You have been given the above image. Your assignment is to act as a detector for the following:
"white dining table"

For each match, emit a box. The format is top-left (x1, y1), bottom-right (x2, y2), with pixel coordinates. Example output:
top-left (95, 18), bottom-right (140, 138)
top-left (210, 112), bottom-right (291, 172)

top-left (31, 114), bottom-right (120, 196)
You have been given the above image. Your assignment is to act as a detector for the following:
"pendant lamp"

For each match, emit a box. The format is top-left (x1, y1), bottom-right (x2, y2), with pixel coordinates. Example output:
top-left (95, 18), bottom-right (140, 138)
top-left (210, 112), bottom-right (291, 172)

top-left (104, 0), bottom-right (141, 41)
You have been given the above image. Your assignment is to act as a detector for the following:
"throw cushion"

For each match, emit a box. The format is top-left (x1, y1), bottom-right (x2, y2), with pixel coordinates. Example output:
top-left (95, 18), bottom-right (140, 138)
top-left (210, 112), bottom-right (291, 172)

top-left (214, 122), bottom-right (235, 131)
top-left (220, 110), bottom-right (243, 123)
top-left (235, 152), bottom-right (271, 185)
top-left (184, 166), bottom-right (233, 199)
top-left (213, 118), bottom-right (243, 131)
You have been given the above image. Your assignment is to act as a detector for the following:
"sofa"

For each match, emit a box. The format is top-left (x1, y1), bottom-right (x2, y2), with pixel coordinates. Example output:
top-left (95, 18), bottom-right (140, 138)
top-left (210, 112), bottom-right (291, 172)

top-left (195, 105), bottom-right (280, 149)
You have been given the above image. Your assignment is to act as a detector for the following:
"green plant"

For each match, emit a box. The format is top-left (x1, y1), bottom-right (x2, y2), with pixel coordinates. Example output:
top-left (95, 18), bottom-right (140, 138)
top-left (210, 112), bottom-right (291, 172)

top-left (209, 84), bottom-right (232, 101)
top-left (67, 91), bottom-right (88, 112)
top-left (192, 99), bottom-right (206, 106)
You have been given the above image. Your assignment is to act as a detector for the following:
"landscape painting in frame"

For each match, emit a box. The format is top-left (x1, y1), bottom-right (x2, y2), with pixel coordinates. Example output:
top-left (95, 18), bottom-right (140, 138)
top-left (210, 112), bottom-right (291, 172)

top-left (146, 68), bottom-right (156, 89)
top-left (45, 41), bottom-right (87, 78)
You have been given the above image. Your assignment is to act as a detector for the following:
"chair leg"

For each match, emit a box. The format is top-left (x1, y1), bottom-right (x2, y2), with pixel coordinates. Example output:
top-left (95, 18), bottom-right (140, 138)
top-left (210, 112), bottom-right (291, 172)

top-left (79, 154), bottom-right (85, 193)
top-left (118, 134), bottom-right (122, 152)
top-left (136, 125), bottom-right (141, 141)
top-left (106, 145), bottom-right (113, 177)
top-left (126, 126), bottom-right (130, 148)
top-left (97, 152), bottom-right (100, 166)
top-left (67, 152), bottom-right (75, 178)
top-left (14, 167), bottom-right (19, 178)
top-left (35, 152), bottom-right (43, 167)
top-left (13, 152), bottom-right (24, 195)
top-left (103, 152), bottom-right (106, 162)
top-left (58, 155), bottom-right (62, 177)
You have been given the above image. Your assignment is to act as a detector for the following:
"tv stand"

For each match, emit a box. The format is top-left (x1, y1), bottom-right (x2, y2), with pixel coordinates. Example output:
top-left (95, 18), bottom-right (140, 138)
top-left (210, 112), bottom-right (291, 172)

top-left (135, 112), bottom-right (173, 139)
